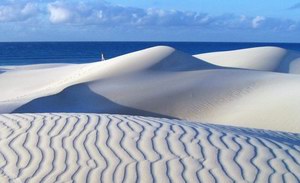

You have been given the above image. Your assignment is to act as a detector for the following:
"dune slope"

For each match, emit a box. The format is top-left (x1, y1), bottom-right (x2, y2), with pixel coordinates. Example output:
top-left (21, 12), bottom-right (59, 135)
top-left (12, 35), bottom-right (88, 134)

top-left (0, 113), bottom-right (299, 183)
top-left (87, 70), bottom-right (300, 133)
top-left (0, 46), bottom-right (300, 133)
top-left (195, 46), bottom-right (300, 73)
top-left (0, 46), bottom-right (217, 102)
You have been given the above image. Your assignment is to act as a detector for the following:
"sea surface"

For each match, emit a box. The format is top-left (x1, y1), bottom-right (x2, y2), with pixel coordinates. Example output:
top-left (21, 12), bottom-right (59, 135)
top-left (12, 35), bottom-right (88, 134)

top-left (0, 42), bottom-right (300, 65)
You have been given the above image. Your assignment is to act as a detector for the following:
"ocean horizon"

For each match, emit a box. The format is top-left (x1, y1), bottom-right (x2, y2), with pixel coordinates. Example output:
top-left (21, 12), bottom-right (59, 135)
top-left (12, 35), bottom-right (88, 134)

top-left (1, 41), bottom-right (300, 66)
top-left (2, 0), bottom-right (300, 181)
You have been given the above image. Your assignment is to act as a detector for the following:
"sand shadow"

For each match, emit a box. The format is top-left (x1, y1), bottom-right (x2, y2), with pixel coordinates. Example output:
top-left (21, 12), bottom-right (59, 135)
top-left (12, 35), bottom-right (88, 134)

top-left (14, 84), bottom-right (174, 119)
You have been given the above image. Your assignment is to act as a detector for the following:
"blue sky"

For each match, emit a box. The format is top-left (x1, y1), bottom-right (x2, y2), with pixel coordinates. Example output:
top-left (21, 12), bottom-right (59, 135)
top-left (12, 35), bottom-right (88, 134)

top-left (0, 0), bottom-right (299, 42)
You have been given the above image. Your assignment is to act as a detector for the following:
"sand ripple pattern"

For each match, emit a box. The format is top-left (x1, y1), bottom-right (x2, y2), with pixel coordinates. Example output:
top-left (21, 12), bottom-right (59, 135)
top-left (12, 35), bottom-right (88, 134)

top-left (0, 113), bottom-right (299, 183)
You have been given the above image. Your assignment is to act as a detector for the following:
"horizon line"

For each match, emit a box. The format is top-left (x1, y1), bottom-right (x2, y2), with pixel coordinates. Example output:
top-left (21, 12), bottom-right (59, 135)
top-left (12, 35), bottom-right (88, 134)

top-left (0, 41), bottom-right (300, 44)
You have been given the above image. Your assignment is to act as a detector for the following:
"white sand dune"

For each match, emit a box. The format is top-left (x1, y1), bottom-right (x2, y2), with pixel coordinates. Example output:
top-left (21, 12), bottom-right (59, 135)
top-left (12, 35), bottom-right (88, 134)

top-left (0, 46), bottom-right (300, 133)
top-left (0, 63), bottom-right (73, 71)
top-left (0, 46), bottom-right (300, 182)
top-left (0, 46), bottom-right (217, 102)
top-left (87, 70), bottom-right (300, 133)
top-left (195, 46), bottom-right (300, 73)
top-left (0, 113), bottom-right (299, 183)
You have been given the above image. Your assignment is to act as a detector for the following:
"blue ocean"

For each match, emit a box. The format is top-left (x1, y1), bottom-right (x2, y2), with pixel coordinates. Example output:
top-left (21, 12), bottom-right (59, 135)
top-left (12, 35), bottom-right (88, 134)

top-left (0, 42), bottom-right (300, 65)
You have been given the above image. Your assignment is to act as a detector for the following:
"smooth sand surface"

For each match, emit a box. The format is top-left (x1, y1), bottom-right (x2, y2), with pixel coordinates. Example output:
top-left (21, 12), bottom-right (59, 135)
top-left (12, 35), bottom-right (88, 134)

top-left (0, 63), bottom-right (73, 71)
top-left (0, 113), bottom-right (299, 183)
top-left (0, 46), bottom-right (300, 133)
top-left (195, 46), bottom-right (300, 73)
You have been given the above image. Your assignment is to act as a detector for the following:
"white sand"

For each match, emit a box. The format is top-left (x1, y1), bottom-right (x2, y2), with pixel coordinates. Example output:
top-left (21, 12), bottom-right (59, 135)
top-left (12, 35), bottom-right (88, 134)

top-left (0, 113), bottom-right (299, 183)
top-left (0, 46), bottom-right (300, 182)
top-left (194, 46), bottom-right (300, 73)
top-left (88, 70), bottom-right (300, 133)
top-left (0, 46), bottom-right (299, 132)
top-left (0, 63), bottom-right (73, 71)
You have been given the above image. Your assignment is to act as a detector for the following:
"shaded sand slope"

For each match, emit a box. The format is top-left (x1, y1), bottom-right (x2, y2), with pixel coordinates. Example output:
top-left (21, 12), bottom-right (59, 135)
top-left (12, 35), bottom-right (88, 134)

top-left (9, 69), bottom-right (300, 133)
top-left (87, 70), bottom-right (300, 133)
top-left (1, 46), bottom-right (300, 133)
top-left (195, 47), bottom-right (300, 73)
top-left (0, 113), bottom-right (299, 183)
top-left (0, 46), bottom-right (218, 102)
top-left (14, 84), bottom-right (173, 119)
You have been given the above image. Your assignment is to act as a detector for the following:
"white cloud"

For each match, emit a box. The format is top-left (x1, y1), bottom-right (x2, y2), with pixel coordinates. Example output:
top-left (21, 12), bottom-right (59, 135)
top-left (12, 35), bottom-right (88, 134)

top-left (48, 3), bottom-right (71, 24)
top-left (0, 0), bottom-right (298, 33)
top-left (0, 2), bottom-right (38, 22)
top-left (0, 5), bottom-right (15, 22)
top-left (21, 3), bottom-right (38, 16)
top-left (252, 16), bottom-right (265, 28)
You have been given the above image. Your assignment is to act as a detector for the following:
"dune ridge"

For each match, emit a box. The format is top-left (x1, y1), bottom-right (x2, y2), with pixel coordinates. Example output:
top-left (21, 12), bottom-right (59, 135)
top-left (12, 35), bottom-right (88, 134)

top-left (194, 46), bottom-right (300, 73)
top-left (0, 46), bottom-right (217, 102)
top-left (1, 45), bottom-right (300, 182)
top-left (0, 113), bottom-right (299, 183)
top-left (0, 46), bottom-right (300, 133)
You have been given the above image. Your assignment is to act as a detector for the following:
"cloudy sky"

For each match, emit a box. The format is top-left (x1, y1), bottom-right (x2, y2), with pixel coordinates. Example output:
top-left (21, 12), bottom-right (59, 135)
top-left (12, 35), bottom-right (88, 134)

top-left (0, 0), bottom-right (299, 42)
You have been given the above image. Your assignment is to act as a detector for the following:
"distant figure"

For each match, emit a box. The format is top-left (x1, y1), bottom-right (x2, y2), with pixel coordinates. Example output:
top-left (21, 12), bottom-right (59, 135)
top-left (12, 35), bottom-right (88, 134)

top-left (101, 52), bottom-right (105, 61)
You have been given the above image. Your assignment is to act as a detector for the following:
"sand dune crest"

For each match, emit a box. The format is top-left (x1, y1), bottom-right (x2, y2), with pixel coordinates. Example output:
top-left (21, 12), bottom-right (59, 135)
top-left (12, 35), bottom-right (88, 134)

top-left (0, 46), bottom-right (300, 133)
top-left (195, 46), bottom-right (300, 73)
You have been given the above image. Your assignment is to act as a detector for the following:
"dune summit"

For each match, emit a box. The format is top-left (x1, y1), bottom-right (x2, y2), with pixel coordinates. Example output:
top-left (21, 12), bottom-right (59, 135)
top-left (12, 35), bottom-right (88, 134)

top-left (0, 45), bottom-right (299, 182)
top-left (195, 46), bottom-right (300, 73)
top-left (0, 46), bottom-right (300, 132)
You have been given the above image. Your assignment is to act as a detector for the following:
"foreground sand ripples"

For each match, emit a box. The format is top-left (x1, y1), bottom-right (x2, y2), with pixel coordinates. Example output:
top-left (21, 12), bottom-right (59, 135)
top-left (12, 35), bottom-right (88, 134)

top-left (0, 113), bottom-right (299, 183)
